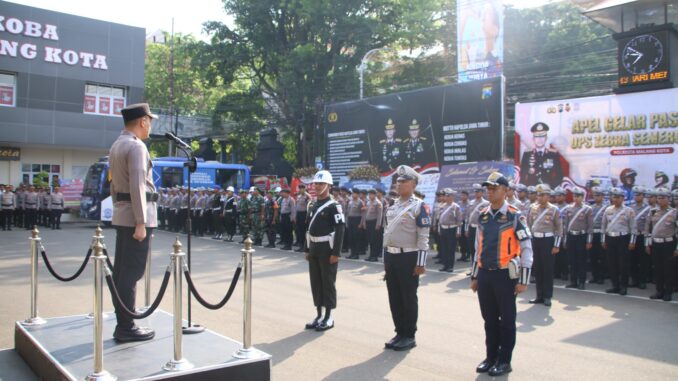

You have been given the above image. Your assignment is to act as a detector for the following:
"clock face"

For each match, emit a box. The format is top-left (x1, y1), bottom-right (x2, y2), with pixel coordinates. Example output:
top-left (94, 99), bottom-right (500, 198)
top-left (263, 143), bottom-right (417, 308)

top-left (622, 34), bottom-right (664, 75)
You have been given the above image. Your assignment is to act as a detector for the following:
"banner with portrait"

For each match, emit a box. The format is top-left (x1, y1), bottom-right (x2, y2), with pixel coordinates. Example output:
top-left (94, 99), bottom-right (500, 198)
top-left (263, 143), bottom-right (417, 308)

top-left (324, 78), bottom-right (504, 205)
top-left (457, 0), bottom-right (504, 83)
top-left (515, 87), bottom-right (678, 198)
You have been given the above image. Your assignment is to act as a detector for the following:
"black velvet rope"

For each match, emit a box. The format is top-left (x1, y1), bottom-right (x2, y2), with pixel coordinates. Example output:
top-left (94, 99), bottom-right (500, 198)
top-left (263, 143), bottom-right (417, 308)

top-left (40, 247), bottom-right (92, 282)
top-left (183, 264), bottom-right (242, 310)
top-left (105, 267), bottom-right (171, 320)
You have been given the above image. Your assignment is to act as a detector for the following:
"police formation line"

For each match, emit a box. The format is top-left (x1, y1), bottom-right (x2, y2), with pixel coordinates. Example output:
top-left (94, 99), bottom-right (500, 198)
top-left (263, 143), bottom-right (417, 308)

top-left (0, 183), bottom-right (65, 231)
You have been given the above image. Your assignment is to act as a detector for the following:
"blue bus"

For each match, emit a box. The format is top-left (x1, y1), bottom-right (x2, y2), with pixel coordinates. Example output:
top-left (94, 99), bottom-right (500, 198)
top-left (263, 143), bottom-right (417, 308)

top-left (80, 156), bottom-right (250, 221)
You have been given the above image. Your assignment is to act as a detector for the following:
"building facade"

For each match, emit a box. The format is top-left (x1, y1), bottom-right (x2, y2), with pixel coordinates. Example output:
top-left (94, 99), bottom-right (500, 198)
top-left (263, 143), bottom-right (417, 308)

top-left (0, 1), bottom-right (145, 187)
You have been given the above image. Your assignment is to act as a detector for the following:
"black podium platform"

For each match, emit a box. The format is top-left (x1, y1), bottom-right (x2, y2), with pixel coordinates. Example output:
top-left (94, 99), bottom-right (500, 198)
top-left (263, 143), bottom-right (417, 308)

top-left (13, 310), bottom-right (271, 381)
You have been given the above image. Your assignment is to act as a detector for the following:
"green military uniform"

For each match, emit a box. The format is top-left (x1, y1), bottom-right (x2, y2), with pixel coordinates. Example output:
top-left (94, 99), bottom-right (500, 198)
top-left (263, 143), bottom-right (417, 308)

top-left (264, 192), bottom-right (279, 247)
top-left (250, 190), bottom-right (266, 245)
top-left (238, 190), bottom-right (251, 243)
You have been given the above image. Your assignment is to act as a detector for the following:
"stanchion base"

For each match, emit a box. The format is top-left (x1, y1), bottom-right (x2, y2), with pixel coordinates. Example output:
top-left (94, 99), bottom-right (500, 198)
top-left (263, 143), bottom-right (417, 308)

top-left (21, 317), bottom-right (46, 326)
top-left (162, 358), bottom-right (194, 372)
top-left (13, 310), bottom-right (271, 381)
top-left (84, 369), bottom-right (117, 381)
top-left (233, 347), bottom-right (265, 360)
top-left (181, 324), bottom-right (205, 334)
top-left (85, 312), bottom-right (109, 320)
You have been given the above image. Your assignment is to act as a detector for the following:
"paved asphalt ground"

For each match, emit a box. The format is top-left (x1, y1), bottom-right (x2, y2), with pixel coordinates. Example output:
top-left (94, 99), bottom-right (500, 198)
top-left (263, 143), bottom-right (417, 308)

top-left (1, 223), bottom-right (677, 380)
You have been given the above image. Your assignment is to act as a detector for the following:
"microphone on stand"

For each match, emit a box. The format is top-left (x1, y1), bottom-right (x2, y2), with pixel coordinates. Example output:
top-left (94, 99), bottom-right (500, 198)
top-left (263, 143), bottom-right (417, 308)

top-left (164, 132), bottom-right (192, 151)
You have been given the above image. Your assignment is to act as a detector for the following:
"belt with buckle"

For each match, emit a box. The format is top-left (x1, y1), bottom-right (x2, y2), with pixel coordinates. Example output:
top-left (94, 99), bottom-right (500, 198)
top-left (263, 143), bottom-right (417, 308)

top-left (309, 235), bottom-right (332, 243)
top-left (470, 224), bottom-right (478, 228)
top-left (440, 224), bottom-right (458, 229)
top-left (385, 246), bottom-right (418, 254)
top-left (481, 265), bottom-right (509, 271)
top-left (606, 232), bottom-right (628, 237)
top-left (593, 229), bottom-right (602, 233)
top-left (568, 231), bottom-right (586, 236)
top-left (653, 237), bottom-right (675, 243)
top-left (533, 232), bottom-right (554, 238)
top-left (115, 192), bottom-right (159, 202)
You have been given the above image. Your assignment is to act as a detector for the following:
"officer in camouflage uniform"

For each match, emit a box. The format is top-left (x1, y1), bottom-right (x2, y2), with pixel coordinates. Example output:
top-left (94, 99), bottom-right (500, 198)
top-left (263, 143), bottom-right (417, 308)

top-left (264, 190), bottom-right (279, 248)
top-left (250, 187), bottom-right (266, 246)
top-left (237, 189), bottom-right (251, 242)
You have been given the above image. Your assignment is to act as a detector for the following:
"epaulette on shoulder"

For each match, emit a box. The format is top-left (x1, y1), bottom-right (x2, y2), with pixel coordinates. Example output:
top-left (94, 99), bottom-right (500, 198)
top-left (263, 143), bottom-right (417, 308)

top-left (507, 204), bottom-right (520, 213)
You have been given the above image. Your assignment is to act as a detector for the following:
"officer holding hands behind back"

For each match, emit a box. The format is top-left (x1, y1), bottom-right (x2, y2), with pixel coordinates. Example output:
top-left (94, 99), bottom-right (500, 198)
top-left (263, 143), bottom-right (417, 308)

top-left (470, 172), bottom-right (533, 377)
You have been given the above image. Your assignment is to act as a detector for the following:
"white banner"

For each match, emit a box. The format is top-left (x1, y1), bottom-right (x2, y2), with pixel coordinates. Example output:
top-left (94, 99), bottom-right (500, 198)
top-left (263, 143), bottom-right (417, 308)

top-left (515, 88), bottom-right (678, 197)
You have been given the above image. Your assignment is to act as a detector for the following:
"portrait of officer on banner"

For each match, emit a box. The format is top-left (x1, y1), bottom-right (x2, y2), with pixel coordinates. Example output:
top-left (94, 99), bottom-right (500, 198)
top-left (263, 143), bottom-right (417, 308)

top-left (378, 118), bottom-right (403, 172)
top-left (403, 119), bottom-right (435, 168)
top-left (519, 122), bottom-right (564, 188)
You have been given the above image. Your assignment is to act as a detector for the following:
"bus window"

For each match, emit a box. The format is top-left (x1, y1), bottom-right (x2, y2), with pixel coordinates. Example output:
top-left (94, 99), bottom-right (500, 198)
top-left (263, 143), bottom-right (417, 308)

top-left (162, 167), bottom-right (183, 188)
top-left (216, 169), bottom-right (244, 189)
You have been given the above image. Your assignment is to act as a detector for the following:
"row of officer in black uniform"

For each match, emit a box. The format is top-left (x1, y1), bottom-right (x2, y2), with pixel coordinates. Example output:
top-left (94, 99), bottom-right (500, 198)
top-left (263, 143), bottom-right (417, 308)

top-left (1, 183), bottom-right (66, 231)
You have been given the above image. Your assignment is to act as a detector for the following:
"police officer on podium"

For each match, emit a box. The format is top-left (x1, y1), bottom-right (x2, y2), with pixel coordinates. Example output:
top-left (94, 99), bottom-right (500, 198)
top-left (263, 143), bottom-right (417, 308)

top-left (109, 103), bottom-right (158, 342)
top-left (304, 170), bottom-right (345, 332)
top-left (383, 165), bottom-right (430, 351)
top-left (470, 172), bottom-right (533, 377)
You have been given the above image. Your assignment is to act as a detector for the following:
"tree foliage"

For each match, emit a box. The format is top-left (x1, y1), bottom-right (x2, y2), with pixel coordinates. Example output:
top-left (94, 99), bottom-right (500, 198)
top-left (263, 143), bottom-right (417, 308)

top-left (201, 0), bottom-right (448, 167)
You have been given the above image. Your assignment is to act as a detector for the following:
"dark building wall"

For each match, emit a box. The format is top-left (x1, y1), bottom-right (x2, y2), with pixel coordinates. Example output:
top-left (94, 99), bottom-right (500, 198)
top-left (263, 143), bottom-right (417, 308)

top-left (0, 1), bottom-right (145, 149)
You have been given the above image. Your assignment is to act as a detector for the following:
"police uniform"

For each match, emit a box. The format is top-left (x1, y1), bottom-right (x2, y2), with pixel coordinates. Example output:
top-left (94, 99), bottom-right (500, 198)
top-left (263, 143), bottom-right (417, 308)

top-left (644, 187), bottom-right (678, 301)
top-left (222, 187), bottom-right (237, 241)
top-left (108, 103), bottom-right (158, 341)
top-left (379, 119), bottom-right (402, 171)
top-left (24, 188), bottom-right (38, 229)
top-left (157, 188), bottom-right (167, 229)
top-left (519, 122), bottom-right (564, 188)
top-left (1, 187), bottom-right (16, 230)
top-left (458, 192), bottom-right (471, 261)
top-left (467, 185), bottom-right (490, 260)
top-left (279, 190), bottom-right (295, 250)
top-left (339, 188), bottom-right (350, 253)
top-left (362, 190), bottom-right (383, 261)
top-left (303, 170), bottom-right (345, 331)
top-left (527, 184), bottom-right (562, 305)
top-left (553, 187), bottom-right (569, 281)
top-left (590, 187), bottom-right (608, 284)
top-left (169, 189), bottom-right (181, 232)
top-left (383, 165), bottom-right (430, 351)
top-left (602, 187), bottom-right (637, 295)
top-left (237, 190), bottom-right (251, 242)
top-left (49, 188), bottom-right (65, 229)
top-left (346, 192), bottom-right (365, 259)
top-left (15, 187), bottom-right (26, 228)
top-left (431, 190), bottom-right (445, 256)
top-left (562, 188), bottom-right (592, 289)
top-left (629, 186), bottom-right (651, 288)
top-left (438, 188), bottom-right (463, 272)
top-left (294, 187), bottom-right (310, 250)
top-left (471, 172), bottom-right (533, 376)
top-left (190, 190), bottom-right (200, 236)
top-left (39, 189), bottom-right (51, 227)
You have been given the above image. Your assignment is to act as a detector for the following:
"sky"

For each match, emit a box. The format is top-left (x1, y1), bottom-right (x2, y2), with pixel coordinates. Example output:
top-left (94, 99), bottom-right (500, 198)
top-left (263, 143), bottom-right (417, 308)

top-left (5, 0), bottom-right (558, 40)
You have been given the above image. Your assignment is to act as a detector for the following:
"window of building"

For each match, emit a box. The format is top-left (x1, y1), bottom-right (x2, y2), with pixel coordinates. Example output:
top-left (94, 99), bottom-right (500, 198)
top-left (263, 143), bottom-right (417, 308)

top-left (83, 83), bottom-right (126, 116)
top-left (0, 72), bottom-right (17, 107)
top-left (21, 162), bottom-right (61, 187)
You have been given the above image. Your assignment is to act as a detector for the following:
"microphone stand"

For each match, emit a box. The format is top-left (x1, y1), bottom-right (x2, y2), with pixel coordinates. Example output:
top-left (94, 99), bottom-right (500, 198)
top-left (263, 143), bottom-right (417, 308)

top-left (177, 145), bottom-right (204, 334)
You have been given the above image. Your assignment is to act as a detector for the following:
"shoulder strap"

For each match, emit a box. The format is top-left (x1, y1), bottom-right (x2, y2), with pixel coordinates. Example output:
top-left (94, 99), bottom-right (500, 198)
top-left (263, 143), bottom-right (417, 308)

top-left (634, 205), bottom-right (651, 222)
top-left (308, 200), bottom-right (336, 231)
top-left (651, 209), bottom-right (675, 237)
top-left (607, 207), bottom-right (627, 228)
top-left (567, 206), bottom-right (587, 232)
top-left (532, 206), bottom-right (552, 227)
top-left (385, 199), bottom-right (420, 236)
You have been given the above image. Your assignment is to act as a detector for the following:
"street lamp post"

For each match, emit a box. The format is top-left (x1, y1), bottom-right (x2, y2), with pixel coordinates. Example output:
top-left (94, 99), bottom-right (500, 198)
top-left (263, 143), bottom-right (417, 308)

top-left (359, 48), bottom-right (389, 100)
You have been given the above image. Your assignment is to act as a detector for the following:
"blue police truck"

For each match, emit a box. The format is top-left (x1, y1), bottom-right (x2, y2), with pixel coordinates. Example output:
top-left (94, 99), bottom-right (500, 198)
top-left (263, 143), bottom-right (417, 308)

top-left (80, 156), bottom-right (250, 222)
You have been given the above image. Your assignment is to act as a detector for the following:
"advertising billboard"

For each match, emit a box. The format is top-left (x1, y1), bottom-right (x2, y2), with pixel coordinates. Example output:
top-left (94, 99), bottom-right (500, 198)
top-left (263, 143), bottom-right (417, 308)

top-left (515, 87), bottom-right (678, 198)
top-left (457, 0), bottom-right (504, 83)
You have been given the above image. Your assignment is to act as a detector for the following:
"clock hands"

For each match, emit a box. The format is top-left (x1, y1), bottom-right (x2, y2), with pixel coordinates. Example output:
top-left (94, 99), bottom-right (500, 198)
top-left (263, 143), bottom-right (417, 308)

top-left (625, 46), bottom-right (643, 65)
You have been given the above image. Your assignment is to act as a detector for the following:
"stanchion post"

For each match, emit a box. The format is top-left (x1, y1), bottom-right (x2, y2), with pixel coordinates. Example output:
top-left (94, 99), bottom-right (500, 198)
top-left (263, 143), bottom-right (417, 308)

top-left (88, 226), bottom-right (106, 319)
top-left (23, 226), bottom-right (46, 326)
top-left (234, 237), bottom-right (255, 359)
top-left (85, 239), bottom-right (116, 381)
top-left (143, 234), bottom-right (153, 310)
top-left (163, 237), bottom-right (194, 371)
